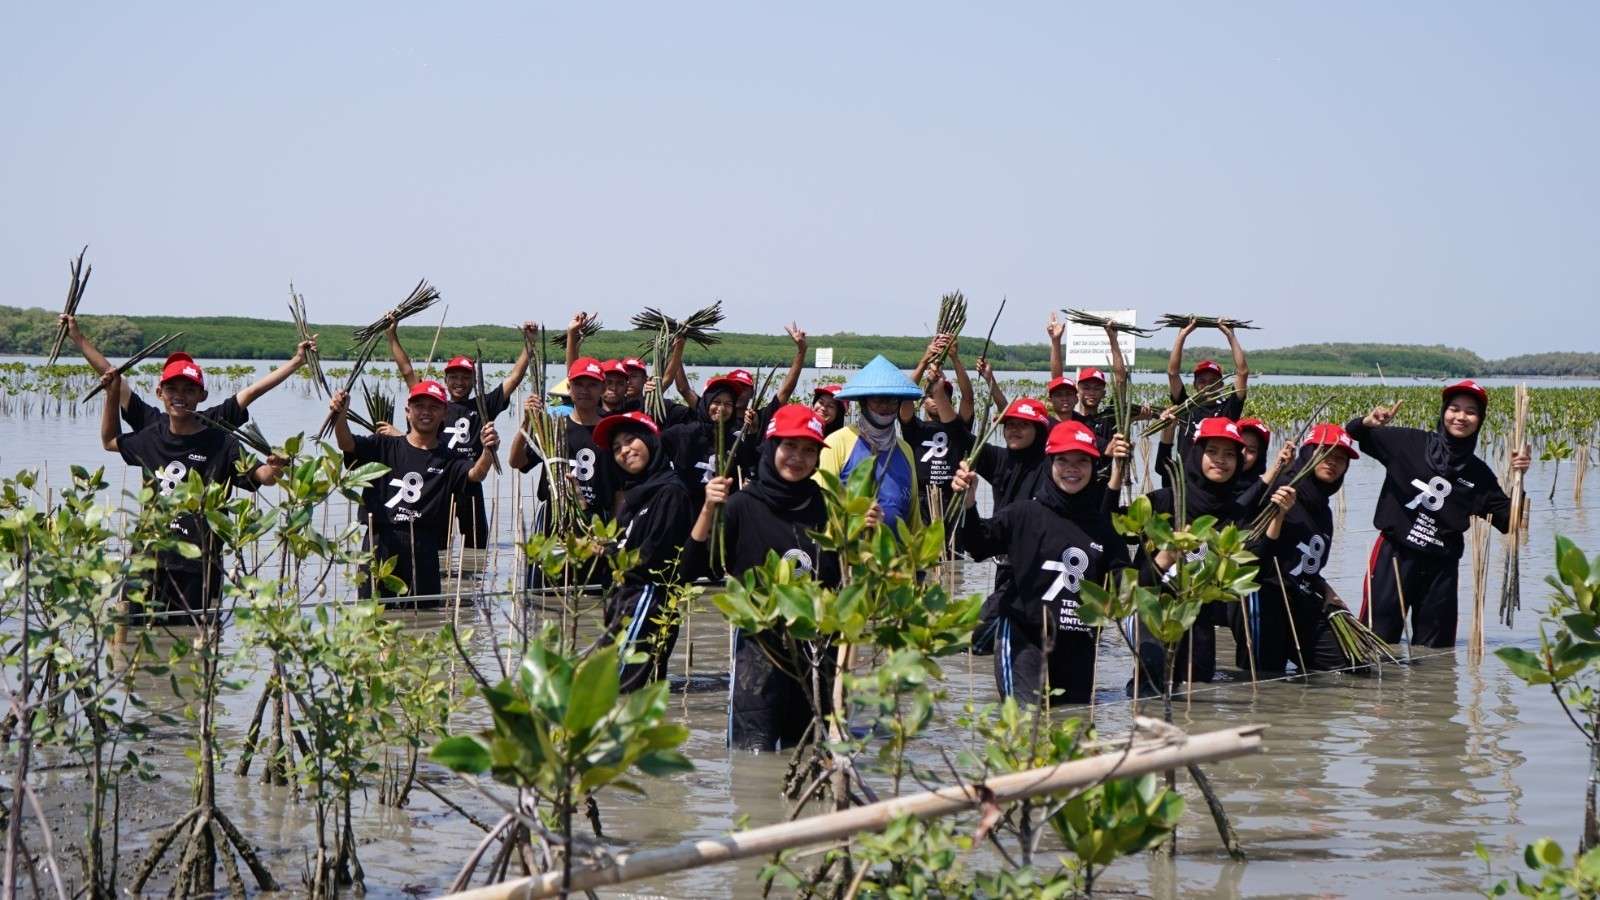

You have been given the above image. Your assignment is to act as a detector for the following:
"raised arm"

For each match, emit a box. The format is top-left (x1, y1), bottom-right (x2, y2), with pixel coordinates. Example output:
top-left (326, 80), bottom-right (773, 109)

top-left (564, 311), bottom-right (591, 369)
top-left (1104, 323), bottom-right (1130, 391)
top-left (236, 338), bottom-right (315, 408)
top-left (508, 396), bottom-right (541, 470)
top-left (1220, 323), bottom-right (1249, 400)
top-left (948, 338), bottom-right (975, 424)
top-left (669, 335), bottom-right (699, 408)
top-left (975, 356), bottom-right (1008, 410)
top-left (99, 370), bottom-right (122, 452)
top-left (330, 390), bottom-right (356, 453)
top-left (1167, 319), bottom-right (1196, 403)
top-left (926, 369), bottom-right (958, 424)
top-left (499, 322), bottom-right (538, 395)
top-left (1047, 313), bottom-right (1065, 381)
top-left (1105, 433), bottom-right (1131, 493)
top-left (467, 423), bottom-right (500, 483)
top-left (386, 320), bottom-right (419, 388)
top-left (690, 476), bottom-right (733, 543)
top-left (68, 315), bottom-right (135, 411)
top-left (774, 322), bottom-right (807, 404)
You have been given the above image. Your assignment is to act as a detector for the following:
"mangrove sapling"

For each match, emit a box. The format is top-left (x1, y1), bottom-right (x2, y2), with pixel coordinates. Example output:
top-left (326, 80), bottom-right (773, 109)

top-left (430, 626), bottom-right (694, 894)
top-left (44, 246), bottom-right (91, 369)
top-left (1077, 494), bottom-right (1259, 860)
top-left (351, 279), bottom-right (441, 344)
top-left (1496, 536), bottom-right (1600, 853)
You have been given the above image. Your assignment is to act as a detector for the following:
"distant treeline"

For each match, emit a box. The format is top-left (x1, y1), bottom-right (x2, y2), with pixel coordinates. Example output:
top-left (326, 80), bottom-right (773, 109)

top-left (2, 305), bottom-right (1596, 377)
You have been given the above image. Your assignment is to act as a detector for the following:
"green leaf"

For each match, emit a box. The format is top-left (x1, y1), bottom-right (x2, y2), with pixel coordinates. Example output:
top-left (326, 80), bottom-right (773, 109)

top-left (564, 646), bottom-right (621, 734)
top-left (1495, 647), bottom-right (1553, 685)
top-left (430, 735), bottom-right (491, 773)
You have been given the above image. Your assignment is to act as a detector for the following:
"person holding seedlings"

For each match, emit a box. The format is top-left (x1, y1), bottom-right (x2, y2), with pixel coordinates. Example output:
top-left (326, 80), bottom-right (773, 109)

top-left (386, 320), bottom-right (536, 548)
top-left (961, 396), bottom-right (1051, 650)
top-left (899, 335), bottom-right (973, 514)
top-left (511, 357), bottom-right (612, 520)
top-left (1348, 381), bottom-right (1531, 647)
top-left (1167, 318), bottom-right (1249, 454)
top-left (662, 370), bottom-right (758, 515)
top-left (65, 314), bottom-right (314, 430)
top-left (1132, 416), bottom-right (1252, 691)
top-left (951, 419), bottom-right (1132, 703)
top-left (818, 355), bottom-right (925, 530)
top-left (331, 380), bottom-right (499, 603)
top-left (1235, 424), bottom-right (1362, 673)
top-left (691, 405), bottom-right (840, 750)
top-left (99, 361), bottom-right (286, 618)
top-left (595, 411), bottom-right (694, 693)
top-left (599, 359), bottom-right (630, 414)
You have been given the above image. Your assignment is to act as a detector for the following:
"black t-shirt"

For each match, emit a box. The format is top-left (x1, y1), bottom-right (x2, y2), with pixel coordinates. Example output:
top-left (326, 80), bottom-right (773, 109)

top-left (1345, 419), bottom-right (1512, 558)
top-left (348, 434), bottom-right (472, 541)
top-left (902, 416), bottom-right (972, 491)
top-left (438, 385), bottom-right (509, 460)
top-left (514, 416), bottom-right (614, 523)
top-left (959, 495), bottom-right (1128, 631)
top-left (123, 393), bottom-right (249, 432)
top-left (118, 415), bottom-right (257, 568)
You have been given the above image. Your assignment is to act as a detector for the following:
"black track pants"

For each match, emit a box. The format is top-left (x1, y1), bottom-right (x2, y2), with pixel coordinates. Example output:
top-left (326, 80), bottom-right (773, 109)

top-left (1231, 588), bottom-right (1351, 674)
top-left (994, 618), bottom-right (1097, 705)
top-left (1361, 536), bottom-right (1460, 649)
top-left (605, 582), bottom-right (681, 694)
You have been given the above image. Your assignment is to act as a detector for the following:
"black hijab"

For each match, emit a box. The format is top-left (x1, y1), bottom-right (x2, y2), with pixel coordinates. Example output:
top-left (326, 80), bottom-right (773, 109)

top-left (1032, 456), bottom-right (1104, 520)
top-left (990, 419), bottom-right (1050, 509)
top-left (611, 423), bottom-right (678, 516)
top-left (1273, 441), bottom-right (1347, 533)
top-left (1428, 391), bottom-right (1481, 477)
top-left (1159, 436), bottom-right (1248, 523)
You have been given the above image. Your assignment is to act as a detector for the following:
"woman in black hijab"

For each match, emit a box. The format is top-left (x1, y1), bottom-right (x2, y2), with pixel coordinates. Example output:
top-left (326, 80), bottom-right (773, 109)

top-left (1346, 381), bottom-right (1530, 647)
top-left (691, 405), bottom-right (838, 751)
top-left (1234, 424), bottom-right (1362, 673)
top-left (596, 411), bottom-right (695, 693)
top-left (962, 398), bottom-right (1052, 654)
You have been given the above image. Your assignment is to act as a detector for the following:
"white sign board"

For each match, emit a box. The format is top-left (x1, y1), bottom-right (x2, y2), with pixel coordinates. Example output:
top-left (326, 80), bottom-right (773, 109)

top-left (1063, 309), bottom-right (1138, 367)
top-left (814, 347), bottom-right (834, 369)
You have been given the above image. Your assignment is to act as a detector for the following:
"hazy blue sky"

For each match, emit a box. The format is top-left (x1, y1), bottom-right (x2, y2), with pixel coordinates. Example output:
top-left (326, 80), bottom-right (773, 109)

top-left (4, 3), bottom-right (1595, 357)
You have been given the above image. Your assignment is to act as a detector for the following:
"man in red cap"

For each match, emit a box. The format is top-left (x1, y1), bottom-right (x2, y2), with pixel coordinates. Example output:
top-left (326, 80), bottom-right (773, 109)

top-left (1166, 316), bottom-right (1249, 455)
top-left (330, 380), bottom-right (499, 603)
top-left (509, 356), bottom-right (616, 547)
top-left (98, 361), bottom-right (287, 620)
top-left (65, 314), bottom-right (317, 432)
top-left (1347, 381), bottom-right (1530, 647)
top-left (385, 319), bottom-right (536, 548)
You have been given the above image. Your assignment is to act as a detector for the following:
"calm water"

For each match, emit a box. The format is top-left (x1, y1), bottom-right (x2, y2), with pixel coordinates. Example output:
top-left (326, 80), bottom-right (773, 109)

top-left (7, 360), bottom-right (1598, 898)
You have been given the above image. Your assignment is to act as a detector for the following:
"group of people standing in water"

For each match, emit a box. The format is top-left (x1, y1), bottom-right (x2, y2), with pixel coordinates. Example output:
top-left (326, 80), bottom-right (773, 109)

top-left (62, 305), bottom-right (1531, 753)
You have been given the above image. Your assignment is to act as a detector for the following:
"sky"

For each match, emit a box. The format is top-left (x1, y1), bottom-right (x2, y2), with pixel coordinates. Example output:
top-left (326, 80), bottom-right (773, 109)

top-left (3, 2), bottom-right (1596, 358)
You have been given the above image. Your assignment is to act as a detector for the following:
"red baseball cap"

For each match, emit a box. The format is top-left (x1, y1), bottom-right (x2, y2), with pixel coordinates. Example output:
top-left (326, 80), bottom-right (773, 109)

top-left (600, 359), bottom-right (627, 377)
top-left (1076, 367), bottom-right (1106, 385)
top-left (1194, 359), bottom-right (1223, 377)
top-left (568, 357), bottom-right (604, 382)
top-left (160, 353), bottom-right (204, 387)
top-left (1194, 416), bottom-right (1244, 445)
top-left (1044, 420), bottom-right (1102, 457)
top-left (622, 357), bottom-right (647, 373)
top-left (592, 411), bottom-right (659, 449)
top-left (1236, 418), bottom-right (1270, 442)
top-left (444, 355), bottom-right (474, 372)
top-left (1046, 376), bottom-right (1077, 394)
top-left (1001, 397), bottom-right (1050, 425)
top-left (408, 380), bottom-right (449, 405)
top-left (708, 369), bottom-right (755, 394)
top-left (1305, 422), bottom-right (1360, 459)
top-left (813, 384), bottom-right (848, 406)
top-left (765, 404), bottom-right (828, 444)
top-left (1443, 379), bottom-right (1488, 409)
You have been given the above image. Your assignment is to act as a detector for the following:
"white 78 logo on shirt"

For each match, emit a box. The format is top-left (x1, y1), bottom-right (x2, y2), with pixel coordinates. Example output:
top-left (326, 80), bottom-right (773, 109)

top-left (386, 471), bottom-right (424, 508)
top-left (157, 460), bottom-right (188, 494)
top-left (1042, 547), bottom-right (1090, 601)
top-left (1406, 476), bottom-right (1451, 512)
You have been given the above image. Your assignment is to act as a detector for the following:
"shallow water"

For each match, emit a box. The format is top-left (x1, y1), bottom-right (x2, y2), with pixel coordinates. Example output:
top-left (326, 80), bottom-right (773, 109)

top-left (6, 363), bottom-right (1598, 898)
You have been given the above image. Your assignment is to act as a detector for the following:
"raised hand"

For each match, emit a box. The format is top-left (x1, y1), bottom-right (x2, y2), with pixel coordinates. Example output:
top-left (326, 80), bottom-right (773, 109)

top-left (1269, 485), bottom-right (1297, 513)
top-left (1512, 445), bottom-right (1532, 473)
top-left (480, 422), bottom-right (500, 452)
top-left (704, 475), bottom-right (733, 509)
top-left (329, 389), bottom-right (350, 416)
top-left (1364, 400), bottom-right (1403, 428)
top-left (785, 322), bottom-right (807, 349)
top-left (523, 395), bottom-right (545, 415)
top-left (1046, 312), bottom-right (1064, 342)
top-left (1106, 434), bottom-right (1131, 460)
top-left (292, 337), bottom-right (317, 365)
top-left (951, 461), bottom-right (978, 494)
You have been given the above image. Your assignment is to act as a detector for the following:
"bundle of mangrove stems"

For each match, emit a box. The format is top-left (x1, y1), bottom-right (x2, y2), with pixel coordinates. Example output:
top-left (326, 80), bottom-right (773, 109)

top-left (630, 301), bottom-right (724, 349)
top-left (1155, 313), bottom-right (1258, 330)
top-left (81, 332), bottom-right (186, 402)
top-left (943, 395), bottom-right (999, 527)
top-left (318, 336), bottom-right (381, 439)
top-left (1137, 381), bottom-right (1236, 439)
top-left (195, 412), bottom-right (275, 458)
top-left (288, 283), bottom-right (330, 397)
top-left (1062, 308), bottom-right (1157, 338)
top-left (929, 291), bottom-right (967, 368)
top-left (1469, 517), bottom-right (1494, 654)
top-left (1329, 608), bottom-right (1400, 665)
top-left (361, 380), bottom-right (394, 430)
top-left (641, 325), bottom-right (671, 423)
top-left (352, 279), bottom-right (441, 343)
top-left (522, 403), bottom-right (580, 536)
top-left (1499, 382), bottom-right (1530, 628)
top-left (475, 341), bottom-right (501, 472)
top-left (46, 246), bottom-right (92, 367)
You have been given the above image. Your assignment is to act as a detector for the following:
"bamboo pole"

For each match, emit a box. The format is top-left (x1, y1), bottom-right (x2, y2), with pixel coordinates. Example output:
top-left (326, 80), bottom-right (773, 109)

top-left (442, 725), bottom-right (1266, 900)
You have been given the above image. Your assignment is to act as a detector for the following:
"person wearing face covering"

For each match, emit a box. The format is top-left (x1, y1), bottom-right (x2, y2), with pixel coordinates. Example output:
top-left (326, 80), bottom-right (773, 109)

top-left (594, 412), bottom-right (695, 693)
top-left (1234, 424), bottom-right (1363, 673)
top-left (1346, 381), bottom-right (1531, 648)
top-left (1130, 417), bottom-right (1251, 691)
top-left (691, 405), bottom-right (841, 751)
top-left (817, 355), bottom-right (926, 530)
top-left (952, 420), bottom-right (1132, 704)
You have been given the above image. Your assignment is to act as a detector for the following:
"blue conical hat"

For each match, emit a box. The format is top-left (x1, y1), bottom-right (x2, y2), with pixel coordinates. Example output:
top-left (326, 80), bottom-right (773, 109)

top-left (836, 355), bottom-right (923, 400)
